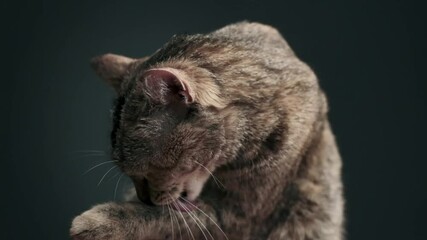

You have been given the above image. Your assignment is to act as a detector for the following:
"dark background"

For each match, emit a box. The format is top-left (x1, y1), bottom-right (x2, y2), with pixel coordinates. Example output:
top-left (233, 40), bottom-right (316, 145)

top-left (2, 0), bottom-right (426, 239)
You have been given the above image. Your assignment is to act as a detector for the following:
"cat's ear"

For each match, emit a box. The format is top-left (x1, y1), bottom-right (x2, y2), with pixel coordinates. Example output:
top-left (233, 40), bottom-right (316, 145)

top-left (143, 68), bottom-right (194, 105)
top-left (90, 53), bottom-right (136, 92)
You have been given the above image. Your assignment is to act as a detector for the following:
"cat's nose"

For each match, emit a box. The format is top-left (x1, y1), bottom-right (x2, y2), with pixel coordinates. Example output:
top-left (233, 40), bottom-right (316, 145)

top-left (180, 191), bottom-right (188, 199)
top-left (132, 177), bottom-right (178, 205)
top-left (148, 184), bottom-right (181, 205)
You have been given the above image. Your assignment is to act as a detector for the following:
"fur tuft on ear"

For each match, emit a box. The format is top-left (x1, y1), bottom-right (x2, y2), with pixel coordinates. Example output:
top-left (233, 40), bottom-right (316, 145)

top-left (90, 53), bottom-right (135, 92)
top-left (143, 68), bottom-right (194, 105)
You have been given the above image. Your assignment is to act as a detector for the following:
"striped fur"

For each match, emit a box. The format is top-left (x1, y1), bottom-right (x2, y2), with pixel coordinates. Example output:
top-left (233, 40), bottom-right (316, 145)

top-left (71, 22), bottom-right (344, 240)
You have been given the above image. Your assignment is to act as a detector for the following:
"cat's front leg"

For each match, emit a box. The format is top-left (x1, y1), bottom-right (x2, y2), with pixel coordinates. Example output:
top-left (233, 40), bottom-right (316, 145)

top-left (70, 200), bottom-right (229, 240)
top-left (70, 202), bottom-right (167, 240)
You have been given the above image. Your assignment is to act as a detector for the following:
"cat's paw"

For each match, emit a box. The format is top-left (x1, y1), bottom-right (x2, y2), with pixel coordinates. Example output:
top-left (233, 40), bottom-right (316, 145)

top-left (70, 203), bottom-right (124, 240)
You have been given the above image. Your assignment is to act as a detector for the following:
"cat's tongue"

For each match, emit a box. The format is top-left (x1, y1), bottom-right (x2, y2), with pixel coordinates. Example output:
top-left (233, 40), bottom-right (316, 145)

top-left (170, 199), bottom-right (196, 212)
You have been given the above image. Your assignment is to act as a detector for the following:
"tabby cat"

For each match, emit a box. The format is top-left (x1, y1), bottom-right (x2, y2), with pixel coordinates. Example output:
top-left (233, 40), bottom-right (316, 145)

top-left (70, 22), bottom-right (344, 240)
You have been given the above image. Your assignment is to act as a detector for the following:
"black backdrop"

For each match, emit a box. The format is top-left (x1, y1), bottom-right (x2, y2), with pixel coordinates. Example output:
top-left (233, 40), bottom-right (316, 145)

top-left (2, 0), bottom-right (426, 239)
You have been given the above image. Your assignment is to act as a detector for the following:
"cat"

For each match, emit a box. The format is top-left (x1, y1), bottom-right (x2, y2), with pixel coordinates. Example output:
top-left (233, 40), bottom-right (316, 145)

top-left (70, 22), bottom-right (344, 240)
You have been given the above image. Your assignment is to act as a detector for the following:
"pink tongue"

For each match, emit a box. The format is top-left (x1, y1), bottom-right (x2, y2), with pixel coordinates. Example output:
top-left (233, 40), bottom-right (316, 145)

top-left (170, 199), bottom-right (196, 212)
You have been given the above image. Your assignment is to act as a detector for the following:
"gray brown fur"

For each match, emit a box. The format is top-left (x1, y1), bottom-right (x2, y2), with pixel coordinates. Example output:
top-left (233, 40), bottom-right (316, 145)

top-left (70, 22), bottom-right (344, 240)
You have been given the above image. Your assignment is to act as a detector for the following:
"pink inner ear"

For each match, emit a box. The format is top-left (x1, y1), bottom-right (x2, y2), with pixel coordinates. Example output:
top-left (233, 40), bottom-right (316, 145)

top-left (143, 69), bottom-right (193, 104)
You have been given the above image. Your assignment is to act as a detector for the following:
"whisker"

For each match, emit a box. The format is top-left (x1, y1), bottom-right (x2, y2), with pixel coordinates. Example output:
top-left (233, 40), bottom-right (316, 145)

top-left (83, 160), bottom-right (118, 175)
top-left (177, 201), bottom-right (208, 240)
top-left (167, 204), bottom-right (175, 240)
top-left (113, 173), bottom-right (124, 200)
top-left (71, 149), bottom-right (105, 153)
top-left (185, 205), bottom-right (214, 240)
top-left (97, 166), bottom-right (117, 186)
top-left (69, 150), bottom-right (107, 160)
top-left (180, 197), bottom-right (229, 240)
top-left (108, 171), bottom-right (121, 182)
top-left (170, 203), bottom-right (183, 240)
top-left (71, 153), bottom-right (108, 161)
top-left (172, 201), bottom-right (195, 240)
top-left (69, 150), bottom-right (106, 154)
top-left (195, 161), bottom-right (225, 189)
top-left (76, 153), bottom-right (106, 157)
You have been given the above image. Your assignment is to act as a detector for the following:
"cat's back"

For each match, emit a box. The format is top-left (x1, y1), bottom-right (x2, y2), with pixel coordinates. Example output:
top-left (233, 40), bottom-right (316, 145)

top-left (149, 22), bottom-right (296, 67)
top-left (211, 22), bottom-right (295, 58)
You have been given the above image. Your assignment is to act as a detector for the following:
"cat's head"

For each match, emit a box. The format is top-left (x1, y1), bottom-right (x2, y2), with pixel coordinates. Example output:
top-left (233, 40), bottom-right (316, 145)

top-left (90, 23), bottom-right (325, 210)
top-left (91, 53), bottom-right (229, 206)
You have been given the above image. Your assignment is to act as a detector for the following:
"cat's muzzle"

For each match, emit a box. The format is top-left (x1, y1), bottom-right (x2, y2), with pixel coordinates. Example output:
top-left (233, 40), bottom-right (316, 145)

top-left (132, 177), bottom-right (196, 212)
